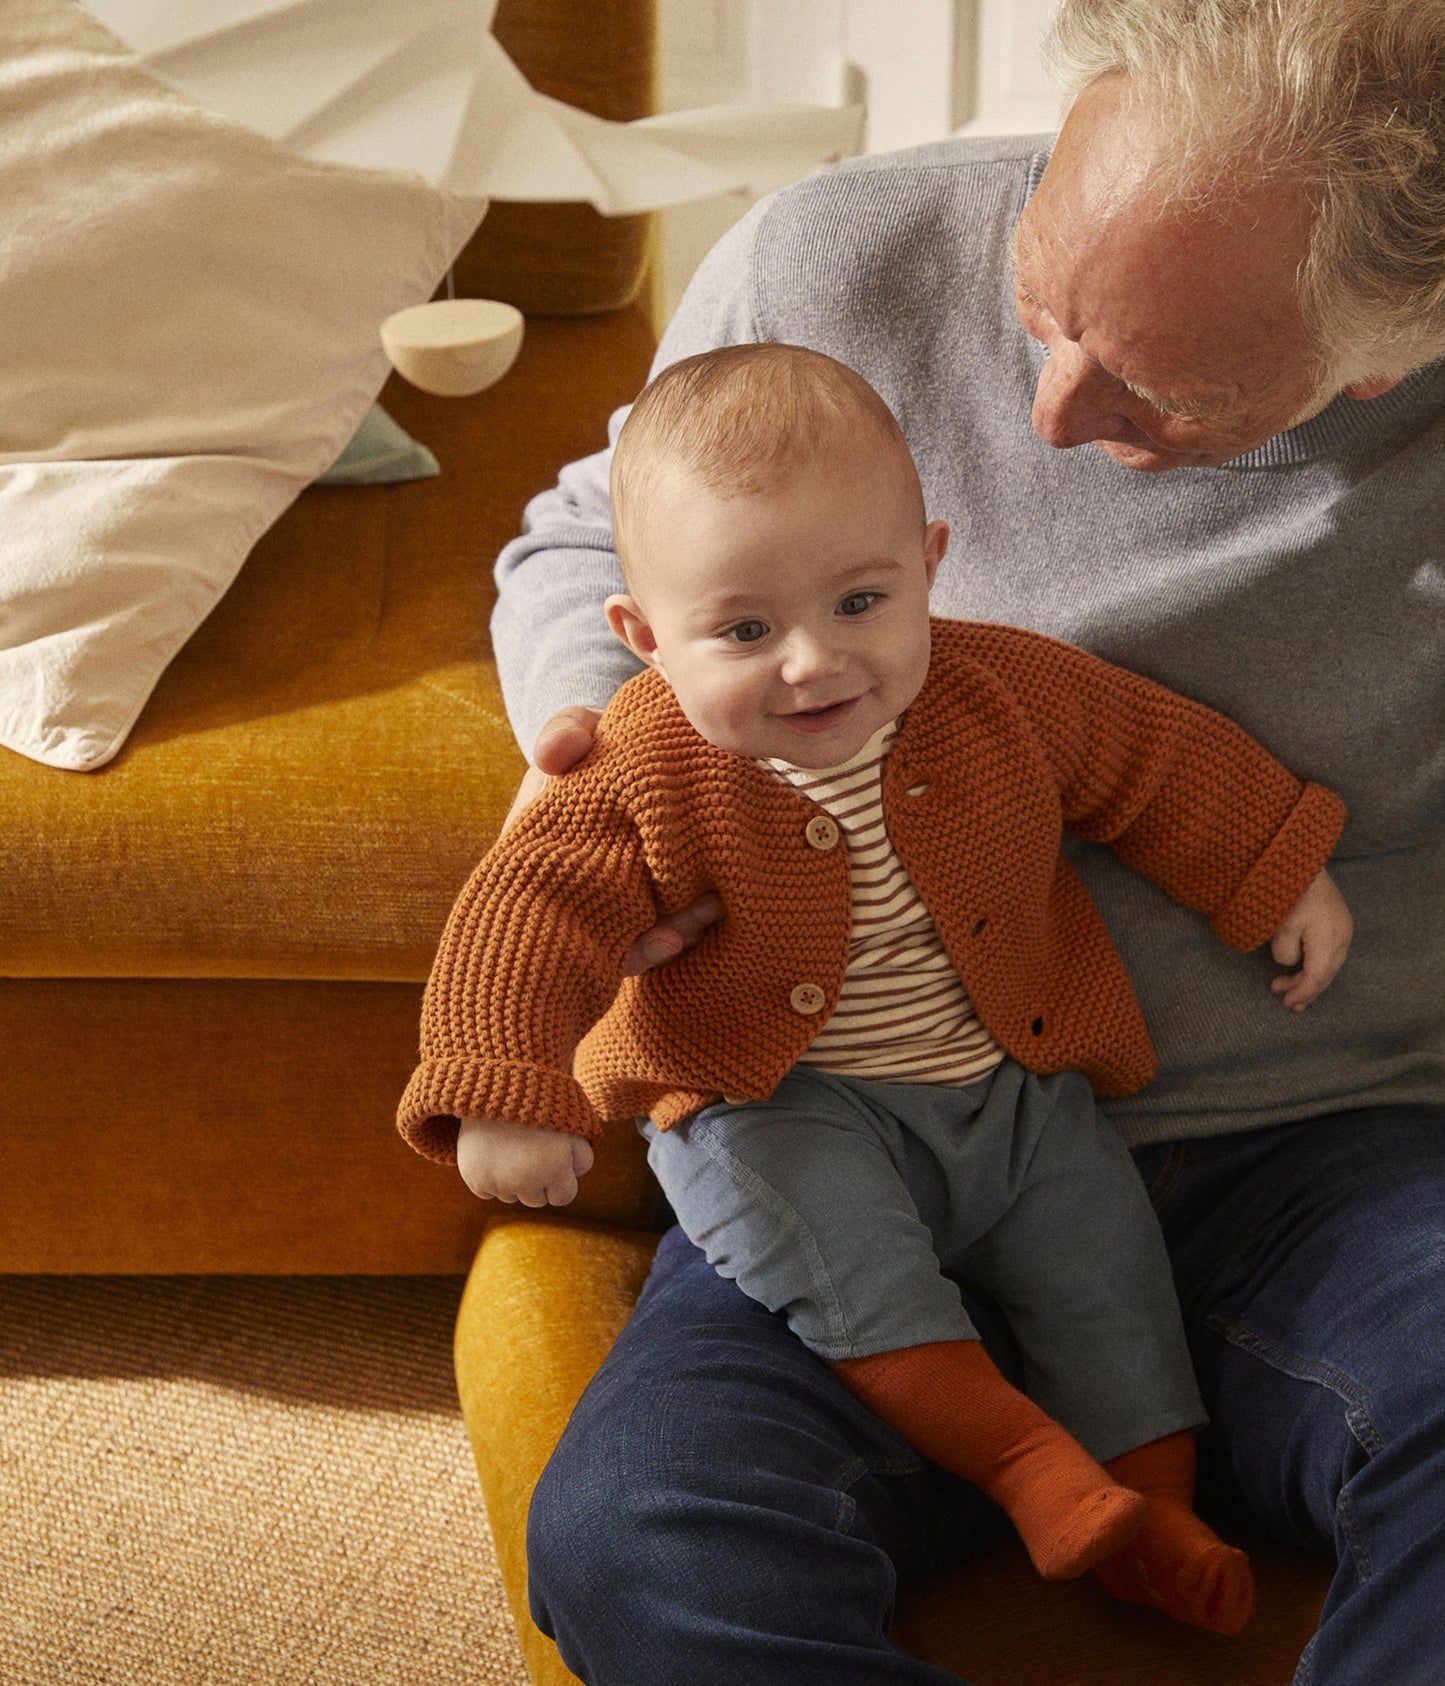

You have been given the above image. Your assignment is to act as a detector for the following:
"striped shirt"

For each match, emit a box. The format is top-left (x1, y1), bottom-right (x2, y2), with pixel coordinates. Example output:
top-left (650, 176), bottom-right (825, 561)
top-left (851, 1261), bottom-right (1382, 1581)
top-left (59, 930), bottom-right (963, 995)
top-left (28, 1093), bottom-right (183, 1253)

top-left (762, 724), bottom-right (1004, 1086)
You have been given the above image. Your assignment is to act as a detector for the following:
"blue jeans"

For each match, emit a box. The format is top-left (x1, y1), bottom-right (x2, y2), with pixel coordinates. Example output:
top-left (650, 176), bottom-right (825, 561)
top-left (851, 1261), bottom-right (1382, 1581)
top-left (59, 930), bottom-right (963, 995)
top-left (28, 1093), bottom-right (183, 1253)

top-left (528, 1104), bottom-right (1445, 1685)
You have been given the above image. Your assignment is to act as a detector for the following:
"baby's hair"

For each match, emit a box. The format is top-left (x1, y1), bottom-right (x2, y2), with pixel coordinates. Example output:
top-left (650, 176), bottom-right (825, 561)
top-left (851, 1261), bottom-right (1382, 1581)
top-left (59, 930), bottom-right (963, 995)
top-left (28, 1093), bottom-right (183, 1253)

top-left (610, 343), bottom-right (922, 579)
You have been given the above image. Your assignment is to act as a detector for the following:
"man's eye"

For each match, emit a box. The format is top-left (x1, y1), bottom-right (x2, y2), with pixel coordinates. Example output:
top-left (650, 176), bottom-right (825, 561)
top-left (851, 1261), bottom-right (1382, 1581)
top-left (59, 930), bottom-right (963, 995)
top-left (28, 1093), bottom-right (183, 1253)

top-left (837, 593), bottom-right (877, 617)
top-left (726, 620), bottom-right (768, 644)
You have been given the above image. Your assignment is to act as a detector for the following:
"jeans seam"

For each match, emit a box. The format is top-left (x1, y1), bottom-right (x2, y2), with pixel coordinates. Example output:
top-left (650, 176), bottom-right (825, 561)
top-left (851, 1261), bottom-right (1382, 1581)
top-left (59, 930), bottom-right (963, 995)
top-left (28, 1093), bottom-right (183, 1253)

top-left (1143, 1141), bottom-right (1188, 1206)
top-left (1294, 1632), bottom-right (1316, 1685)
top-left (1204, 1313), bottom-right (1384, 1455)
top-left (1206, 1313), bottom-right (1381, 1587)
top-left (829, 1453), bottom-right (926, 1535)
top-left (1335, 1486), bottom-right (1374, 1584)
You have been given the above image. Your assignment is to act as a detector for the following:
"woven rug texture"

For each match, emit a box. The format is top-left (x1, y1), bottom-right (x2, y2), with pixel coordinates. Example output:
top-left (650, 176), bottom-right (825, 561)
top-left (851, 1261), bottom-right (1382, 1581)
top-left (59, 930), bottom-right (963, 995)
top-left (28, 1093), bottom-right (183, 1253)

top-left (0, 1275), bottom-right (529, 1686)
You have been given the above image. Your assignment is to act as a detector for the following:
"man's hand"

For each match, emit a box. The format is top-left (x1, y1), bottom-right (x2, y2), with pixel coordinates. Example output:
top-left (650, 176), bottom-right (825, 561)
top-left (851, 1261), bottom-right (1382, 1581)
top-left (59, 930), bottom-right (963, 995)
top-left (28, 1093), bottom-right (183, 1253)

top-left (500, 705), bottom-right (604, 834)
top-left (502, 704), bottom-right (724, 974)
top-left (456, 1116), bottom-right (595, 1207)
top-left (1269, 869), bottom-right (1352, 1012)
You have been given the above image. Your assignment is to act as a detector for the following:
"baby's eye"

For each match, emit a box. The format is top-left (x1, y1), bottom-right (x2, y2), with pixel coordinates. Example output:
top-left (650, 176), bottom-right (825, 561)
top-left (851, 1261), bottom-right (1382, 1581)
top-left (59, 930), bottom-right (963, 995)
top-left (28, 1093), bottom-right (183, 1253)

top-left (837, 592), bottom-right (878, 617)
top-left (725, 619), bottom-right (768, 644)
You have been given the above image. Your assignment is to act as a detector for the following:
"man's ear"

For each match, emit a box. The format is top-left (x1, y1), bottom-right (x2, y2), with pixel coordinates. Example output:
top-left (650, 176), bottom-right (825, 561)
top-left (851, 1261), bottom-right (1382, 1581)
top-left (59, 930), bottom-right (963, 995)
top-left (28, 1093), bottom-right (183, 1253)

top-left (923, 520), bottom-right (949, 590)
top-left (605, 593), bottom-right (665, 676)
top-left (1343, 373), bottom-right (1405, 401)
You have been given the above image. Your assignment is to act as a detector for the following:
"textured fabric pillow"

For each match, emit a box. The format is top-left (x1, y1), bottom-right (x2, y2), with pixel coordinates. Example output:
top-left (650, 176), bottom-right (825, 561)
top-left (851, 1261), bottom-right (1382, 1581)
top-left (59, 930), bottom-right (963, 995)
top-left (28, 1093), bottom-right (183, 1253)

top-left (0, 1), bottom-right (482, 770)
top-left (317, 405), bottom-right (441, 487)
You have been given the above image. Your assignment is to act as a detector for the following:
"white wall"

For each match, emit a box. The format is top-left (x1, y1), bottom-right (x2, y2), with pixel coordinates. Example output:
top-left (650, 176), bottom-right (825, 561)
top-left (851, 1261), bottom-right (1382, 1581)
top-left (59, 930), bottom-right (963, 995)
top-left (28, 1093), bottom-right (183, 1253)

top-left (960, 0), bottom-right (1060, 135)
top-left (657, 0), bottom-right (1060, 319)
top-left (656, 0), bottom-right (758, 321)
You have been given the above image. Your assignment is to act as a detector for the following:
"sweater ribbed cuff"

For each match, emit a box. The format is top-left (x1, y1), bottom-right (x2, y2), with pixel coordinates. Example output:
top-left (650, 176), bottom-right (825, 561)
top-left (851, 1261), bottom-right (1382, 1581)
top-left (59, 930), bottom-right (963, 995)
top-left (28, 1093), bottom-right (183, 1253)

top-left (397, 1057), bottom-right (601, 1164)
top-left (1210, 781), bottom-right (1347, 951)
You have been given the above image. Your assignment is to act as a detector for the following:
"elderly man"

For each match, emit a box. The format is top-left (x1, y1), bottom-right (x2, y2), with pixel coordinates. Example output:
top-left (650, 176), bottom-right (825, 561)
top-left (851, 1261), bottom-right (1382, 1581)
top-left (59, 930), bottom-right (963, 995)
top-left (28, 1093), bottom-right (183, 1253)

top-left (490, 1), bottom-right (1445, 1680)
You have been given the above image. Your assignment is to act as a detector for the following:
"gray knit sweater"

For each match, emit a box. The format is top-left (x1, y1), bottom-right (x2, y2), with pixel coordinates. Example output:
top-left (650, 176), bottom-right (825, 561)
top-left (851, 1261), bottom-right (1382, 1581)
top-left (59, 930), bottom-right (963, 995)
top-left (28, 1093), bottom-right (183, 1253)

top-left (492, 135), bottom-right (1445, 1147)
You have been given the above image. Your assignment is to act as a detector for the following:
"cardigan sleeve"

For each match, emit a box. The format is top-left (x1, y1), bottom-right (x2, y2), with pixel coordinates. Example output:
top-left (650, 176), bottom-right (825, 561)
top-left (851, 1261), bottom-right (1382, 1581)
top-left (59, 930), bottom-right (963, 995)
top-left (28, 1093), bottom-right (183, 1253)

top-left (396, 772), bottom-right (657, 1163)
top-left (1008, 632), bottom-right (1346, 950)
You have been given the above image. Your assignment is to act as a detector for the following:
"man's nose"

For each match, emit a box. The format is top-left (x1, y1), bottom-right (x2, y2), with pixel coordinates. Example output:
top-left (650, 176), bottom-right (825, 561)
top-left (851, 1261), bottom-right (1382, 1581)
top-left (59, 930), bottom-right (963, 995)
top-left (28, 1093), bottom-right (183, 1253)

top-left (1030, 337), bottom-right (1132, 450)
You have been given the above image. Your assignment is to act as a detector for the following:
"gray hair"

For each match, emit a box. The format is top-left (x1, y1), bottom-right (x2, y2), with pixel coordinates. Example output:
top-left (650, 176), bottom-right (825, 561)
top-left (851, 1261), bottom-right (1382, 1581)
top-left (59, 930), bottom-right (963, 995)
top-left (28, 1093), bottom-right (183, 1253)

top-left (1046, 0), bottom-right (1445, 382)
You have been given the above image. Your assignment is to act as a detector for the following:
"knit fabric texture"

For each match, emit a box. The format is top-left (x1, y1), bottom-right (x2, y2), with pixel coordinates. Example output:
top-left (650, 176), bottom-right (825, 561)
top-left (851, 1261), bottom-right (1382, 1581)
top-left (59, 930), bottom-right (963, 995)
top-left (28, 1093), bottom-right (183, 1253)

top-left (398, 619), bottom-right (1343, 1162)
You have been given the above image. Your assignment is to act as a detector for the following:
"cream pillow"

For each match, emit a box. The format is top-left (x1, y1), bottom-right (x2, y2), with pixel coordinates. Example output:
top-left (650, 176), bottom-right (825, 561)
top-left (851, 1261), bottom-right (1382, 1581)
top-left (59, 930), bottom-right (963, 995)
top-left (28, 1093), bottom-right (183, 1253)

top-left (0, 1), bottom-right (483, 770)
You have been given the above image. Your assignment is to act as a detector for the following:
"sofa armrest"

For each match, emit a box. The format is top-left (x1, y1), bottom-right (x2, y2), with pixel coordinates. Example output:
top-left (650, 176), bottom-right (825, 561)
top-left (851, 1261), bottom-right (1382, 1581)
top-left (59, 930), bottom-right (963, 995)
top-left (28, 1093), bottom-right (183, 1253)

top-left (455, 1214), bottom-right (659, 1685)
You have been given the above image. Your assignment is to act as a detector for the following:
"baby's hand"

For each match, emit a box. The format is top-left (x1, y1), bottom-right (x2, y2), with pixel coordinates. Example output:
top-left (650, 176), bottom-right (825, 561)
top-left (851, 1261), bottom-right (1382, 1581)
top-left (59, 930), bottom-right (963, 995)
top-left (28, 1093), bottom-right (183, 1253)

top-left (1269, 869), bottom-right (1352, 1012)
top-left (456, 1116), bottom-right (595, 1207)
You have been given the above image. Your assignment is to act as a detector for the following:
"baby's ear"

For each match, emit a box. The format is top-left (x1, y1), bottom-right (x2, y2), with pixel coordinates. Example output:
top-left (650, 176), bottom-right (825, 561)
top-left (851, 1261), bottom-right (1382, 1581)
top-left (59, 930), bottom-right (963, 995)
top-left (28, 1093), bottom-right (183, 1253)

top-left (923, 519), bottom-right (949, 588)
top-left (605, 594), bottom-right (663, 671)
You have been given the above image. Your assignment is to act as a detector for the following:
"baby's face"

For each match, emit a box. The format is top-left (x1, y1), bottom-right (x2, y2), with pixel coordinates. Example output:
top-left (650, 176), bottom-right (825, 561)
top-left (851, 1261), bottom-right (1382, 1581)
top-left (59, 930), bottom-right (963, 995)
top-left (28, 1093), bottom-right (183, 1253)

top-left (609, 440), bottom-right (947, 768)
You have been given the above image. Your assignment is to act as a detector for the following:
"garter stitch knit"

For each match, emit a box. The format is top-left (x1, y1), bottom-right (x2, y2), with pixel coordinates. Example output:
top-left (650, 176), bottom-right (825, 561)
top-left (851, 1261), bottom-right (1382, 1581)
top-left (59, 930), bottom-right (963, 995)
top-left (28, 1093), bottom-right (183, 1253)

top-left (398, 619), bottom-right (1344, 1162)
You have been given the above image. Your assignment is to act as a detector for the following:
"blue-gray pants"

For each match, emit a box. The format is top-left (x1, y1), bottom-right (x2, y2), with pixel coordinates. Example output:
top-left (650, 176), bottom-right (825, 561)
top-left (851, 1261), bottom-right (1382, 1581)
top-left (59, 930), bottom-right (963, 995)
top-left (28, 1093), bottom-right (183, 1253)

top-left (642, 1058), bottom-right (1205, 1460)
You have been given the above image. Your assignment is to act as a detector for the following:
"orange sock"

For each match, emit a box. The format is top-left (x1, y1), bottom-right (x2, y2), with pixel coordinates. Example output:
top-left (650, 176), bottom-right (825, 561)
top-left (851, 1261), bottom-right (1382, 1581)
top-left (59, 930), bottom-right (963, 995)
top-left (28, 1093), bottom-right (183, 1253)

top-left (1093, 1432), bottom-right (1254, 1635)
top-left (834, 1341), bottom-right (1144, 1580)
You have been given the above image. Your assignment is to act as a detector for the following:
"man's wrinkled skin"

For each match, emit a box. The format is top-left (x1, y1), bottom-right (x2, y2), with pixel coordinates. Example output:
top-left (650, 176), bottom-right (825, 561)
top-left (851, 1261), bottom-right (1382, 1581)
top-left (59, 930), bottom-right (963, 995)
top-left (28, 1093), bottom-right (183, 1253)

top-left (1011, 75), bottom-right (1400, 472)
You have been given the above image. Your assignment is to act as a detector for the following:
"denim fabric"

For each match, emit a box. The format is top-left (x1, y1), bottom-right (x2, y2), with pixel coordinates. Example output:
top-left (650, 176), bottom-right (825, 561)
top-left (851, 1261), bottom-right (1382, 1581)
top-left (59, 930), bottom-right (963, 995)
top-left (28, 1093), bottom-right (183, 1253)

top-left (1135, 1105), bottom-right (1445, 1686)
top-left (528, 1104), bottom-right (1445, 1686)
top-left (642, 1061), bottom-right (1203, 1456)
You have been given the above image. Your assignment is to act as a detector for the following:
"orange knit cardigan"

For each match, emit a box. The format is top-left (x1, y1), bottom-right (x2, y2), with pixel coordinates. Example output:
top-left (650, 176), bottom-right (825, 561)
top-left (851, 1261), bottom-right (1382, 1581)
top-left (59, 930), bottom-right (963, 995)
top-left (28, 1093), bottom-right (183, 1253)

top-left (398, 619), bottom-right (1344, 1161)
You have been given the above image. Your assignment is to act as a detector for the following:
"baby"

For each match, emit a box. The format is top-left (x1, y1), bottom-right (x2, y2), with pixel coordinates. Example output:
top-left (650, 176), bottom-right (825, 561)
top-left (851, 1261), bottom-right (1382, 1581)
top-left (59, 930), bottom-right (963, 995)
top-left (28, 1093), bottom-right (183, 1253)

top-left (399, 343), bottom-right (1351, 1635)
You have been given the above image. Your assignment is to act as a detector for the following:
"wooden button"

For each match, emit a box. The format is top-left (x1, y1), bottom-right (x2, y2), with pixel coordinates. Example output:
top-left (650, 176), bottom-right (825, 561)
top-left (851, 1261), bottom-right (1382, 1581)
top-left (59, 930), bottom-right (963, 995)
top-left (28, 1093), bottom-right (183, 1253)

top-left (790, 984), bottom-right (827, 1015)
top-left (805, 815), bottom-right (840, 851)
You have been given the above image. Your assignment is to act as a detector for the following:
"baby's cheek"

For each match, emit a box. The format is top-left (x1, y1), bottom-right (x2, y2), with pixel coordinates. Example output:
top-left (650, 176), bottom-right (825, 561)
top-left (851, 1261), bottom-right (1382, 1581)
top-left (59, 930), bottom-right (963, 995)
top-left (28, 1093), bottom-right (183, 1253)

top-left (712, 702), bottom-right (766, 757)
top-left (672, 678), bottom-right (750, 757)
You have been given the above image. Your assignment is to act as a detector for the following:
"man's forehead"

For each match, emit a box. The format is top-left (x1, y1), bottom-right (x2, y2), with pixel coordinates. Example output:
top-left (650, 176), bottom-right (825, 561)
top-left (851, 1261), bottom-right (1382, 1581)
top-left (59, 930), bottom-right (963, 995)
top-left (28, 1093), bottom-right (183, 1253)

top-left (1014, 84), bottom-right (1317, 393)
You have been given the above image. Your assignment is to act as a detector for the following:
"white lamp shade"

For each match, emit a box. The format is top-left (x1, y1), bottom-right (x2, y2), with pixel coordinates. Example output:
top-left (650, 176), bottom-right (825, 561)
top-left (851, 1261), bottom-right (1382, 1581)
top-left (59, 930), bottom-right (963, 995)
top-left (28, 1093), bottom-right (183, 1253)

top-left (84, 0), bottom-right (864, 215)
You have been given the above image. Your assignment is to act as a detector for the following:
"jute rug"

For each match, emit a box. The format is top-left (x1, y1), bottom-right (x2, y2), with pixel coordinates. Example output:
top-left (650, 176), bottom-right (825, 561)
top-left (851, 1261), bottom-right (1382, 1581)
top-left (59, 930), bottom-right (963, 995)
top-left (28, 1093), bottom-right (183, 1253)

top-left (0, 1275), bottom-right (530, 1686)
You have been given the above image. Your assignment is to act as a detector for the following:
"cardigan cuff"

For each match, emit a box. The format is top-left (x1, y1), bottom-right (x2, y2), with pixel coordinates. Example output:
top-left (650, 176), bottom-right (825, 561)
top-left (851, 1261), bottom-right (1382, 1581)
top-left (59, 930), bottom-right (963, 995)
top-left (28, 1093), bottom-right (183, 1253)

top-left (396, 1057), bottom-right (602, 1164)
top-left (1210, 781), bottom-right (1347, 952)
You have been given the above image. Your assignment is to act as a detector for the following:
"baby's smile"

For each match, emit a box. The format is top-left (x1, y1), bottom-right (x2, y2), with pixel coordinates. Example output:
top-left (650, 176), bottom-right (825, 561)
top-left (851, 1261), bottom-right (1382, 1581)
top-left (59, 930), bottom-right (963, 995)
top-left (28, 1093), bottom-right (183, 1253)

top-left (781, 697), bottom-right (860, 732)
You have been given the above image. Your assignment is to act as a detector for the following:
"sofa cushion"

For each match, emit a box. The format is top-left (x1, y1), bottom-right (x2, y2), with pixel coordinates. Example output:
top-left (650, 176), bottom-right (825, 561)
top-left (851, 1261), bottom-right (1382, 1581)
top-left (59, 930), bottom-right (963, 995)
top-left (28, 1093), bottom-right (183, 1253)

top-left (455, 0), bottom-right (654, 315)
top-left (0, 310), bottom-right (656, 982)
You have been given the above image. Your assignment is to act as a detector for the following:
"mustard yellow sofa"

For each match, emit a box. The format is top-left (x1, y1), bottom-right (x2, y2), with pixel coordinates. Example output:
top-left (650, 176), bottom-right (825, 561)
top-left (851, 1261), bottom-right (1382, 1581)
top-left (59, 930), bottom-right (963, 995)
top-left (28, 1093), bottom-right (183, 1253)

top-left (1, 0), bottom-right (1332, 1675)
top-left (0, 0), bottom-right (657, 1277)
